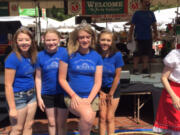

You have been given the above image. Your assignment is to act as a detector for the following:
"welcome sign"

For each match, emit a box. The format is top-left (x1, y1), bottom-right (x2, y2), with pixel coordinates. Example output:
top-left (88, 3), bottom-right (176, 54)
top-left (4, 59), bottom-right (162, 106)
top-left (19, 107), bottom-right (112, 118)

top-left (68, 0), bottom-right (140, 22)
top-left (83, 0), bottom-right (127, 15)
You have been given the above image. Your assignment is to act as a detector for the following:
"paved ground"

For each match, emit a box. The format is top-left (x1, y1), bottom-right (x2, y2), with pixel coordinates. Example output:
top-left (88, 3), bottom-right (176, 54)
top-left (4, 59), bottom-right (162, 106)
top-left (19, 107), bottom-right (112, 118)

top-left (0, 94), bottom-right (155, 135)
top-left (0, 116), bottom-right (154, 135)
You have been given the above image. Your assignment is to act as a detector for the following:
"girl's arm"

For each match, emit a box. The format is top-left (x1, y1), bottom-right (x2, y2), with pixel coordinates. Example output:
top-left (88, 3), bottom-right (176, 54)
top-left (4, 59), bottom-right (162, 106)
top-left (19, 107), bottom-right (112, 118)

top-left (108, 67), bottom-right (122, 96)
top-left (5, 68), bottom-right (16, 118)
top-left (35, 68), bottom-right (45, 112)
top-left (59, 61), bottom-right (76, 97)
top-left (161, 66), bottom-right (180, 109)
top-left (88, 65), bottom-right (103, 103)
top-left (59, 60), bottom-right (82, 109)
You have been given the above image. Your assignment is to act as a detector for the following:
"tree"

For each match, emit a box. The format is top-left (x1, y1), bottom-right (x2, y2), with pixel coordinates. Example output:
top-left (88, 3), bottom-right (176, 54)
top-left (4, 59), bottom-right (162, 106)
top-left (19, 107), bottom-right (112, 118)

top-left (46, 6), bottom-right (72, 21)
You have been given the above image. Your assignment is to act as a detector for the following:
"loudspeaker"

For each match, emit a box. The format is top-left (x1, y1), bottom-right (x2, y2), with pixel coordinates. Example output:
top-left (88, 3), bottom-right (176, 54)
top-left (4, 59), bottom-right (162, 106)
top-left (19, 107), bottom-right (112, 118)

top-left (75, 16), bottom-right (92, 24)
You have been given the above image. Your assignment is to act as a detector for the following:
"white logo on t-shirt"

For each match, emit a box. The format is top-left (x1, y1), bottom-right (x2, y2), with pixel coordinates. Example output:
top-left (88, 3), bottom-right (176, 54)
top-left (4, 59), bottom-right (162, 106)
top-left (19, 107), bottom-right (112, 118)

top-left (76, 63), bottom-right (94, 70)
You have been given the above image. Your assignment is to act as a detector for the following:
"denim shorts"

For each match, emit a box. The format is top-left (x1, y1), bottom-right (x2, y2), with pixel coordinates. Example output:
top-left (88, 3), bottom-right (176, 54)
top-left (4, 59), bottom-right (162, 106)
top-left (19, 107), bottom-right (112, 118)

top-left (14, 88), bottom-right (36, 110)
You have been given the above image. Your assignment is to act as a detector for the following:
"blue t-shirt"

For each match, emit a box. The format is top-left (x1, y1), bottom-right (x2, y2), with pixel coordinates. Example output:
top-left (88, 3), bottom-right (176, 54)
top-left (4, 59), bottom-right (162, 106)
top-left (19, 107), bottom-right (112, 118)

top-left (36, 47), bottom-right (66, 95)
top-left (61, 49), bottom-right (103, 98)
top-left (5, 52), bottom-right (35, 92)
top-left (102, 52), bottom-right (124, 88)
top-left (132, 10), bottom-right (156, 40)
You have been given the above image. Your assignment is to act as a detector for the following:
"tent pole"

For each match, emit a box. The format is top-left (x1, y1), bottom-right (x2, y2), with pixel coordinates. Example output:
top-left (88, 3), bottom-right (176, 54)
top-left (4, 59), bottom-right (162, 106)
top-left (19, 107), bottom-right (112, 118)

top-left (34, 0), bottom-right (41, 47)
top-left (37, 2), bottom-right (41, 47)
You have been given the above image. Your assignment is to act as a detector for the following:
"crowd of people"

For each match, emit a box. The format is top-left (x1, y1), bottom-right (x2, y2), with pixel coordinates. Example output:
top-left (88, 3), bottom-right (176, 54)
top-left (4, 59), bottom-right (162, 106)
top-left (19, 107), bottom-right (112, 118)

top-left (3, 0), bottom-right (180, 135)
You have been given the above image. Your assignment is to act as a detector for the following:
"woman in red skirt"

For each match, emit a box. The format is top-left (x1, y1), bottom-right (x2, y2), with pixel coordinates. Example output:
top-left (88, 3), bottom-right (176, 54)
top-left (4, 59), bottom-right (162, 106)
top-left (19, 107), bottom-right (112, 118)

top-left (153, 49), bottom-right (180, 135)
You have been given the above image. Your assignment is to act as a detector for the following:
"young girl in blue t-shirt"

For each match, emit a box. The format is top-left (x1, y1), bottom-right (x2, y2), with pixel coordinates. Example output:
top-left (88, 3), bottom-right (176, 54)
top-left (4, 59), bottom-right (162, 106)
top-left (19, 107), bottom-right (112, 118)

top-left (59, 23), bottom-right (103, 135)
top-left (96, 30), bottom-right (124, 135)
top-left (35, 28), bottom-right (68, 135)
top-left (5, 27), bottom-right (37, 135)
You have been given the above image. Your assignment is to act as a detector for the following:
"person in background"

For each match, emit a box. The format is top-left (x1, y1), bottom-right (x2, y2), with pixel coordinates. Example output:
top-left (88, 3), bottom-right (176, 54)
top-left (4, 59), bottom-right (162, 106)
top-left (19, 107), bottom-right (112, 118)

top-left (59, 23), bottom-right (103, 135)
top-left (153, 48), bottom-right (180, 135)
top-left (96, 30), bottom-right (124, 135)
top-left (5, 27), bottom-right (37, 135)
top-left (35, 28), bottom-right (68, 135)
top-left (128, 0), bottom-right (158, 74)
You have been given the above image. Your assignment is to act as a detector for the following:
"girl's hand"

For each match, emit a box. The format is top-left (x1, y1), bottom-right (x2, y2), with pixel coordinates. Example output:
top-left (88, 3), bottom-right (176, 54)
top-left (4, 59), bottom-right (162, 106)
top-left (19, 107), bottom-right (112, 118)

top-left (100, 91), bottom-right (107, 105)
top-left (82, 98), bottom-right (91, 105)
top-left (37, 97), bottom-right (45, 112)
top-left (172, 96), bottom-right (180, 110)
top-left (107, 94), bottom-right (113, 105)
top-left (70, 94), bottom-right (82, 109)
top-left (9, 109), bottom-right (17, 119)
top-left (9, 109), bottom-right (18, 125)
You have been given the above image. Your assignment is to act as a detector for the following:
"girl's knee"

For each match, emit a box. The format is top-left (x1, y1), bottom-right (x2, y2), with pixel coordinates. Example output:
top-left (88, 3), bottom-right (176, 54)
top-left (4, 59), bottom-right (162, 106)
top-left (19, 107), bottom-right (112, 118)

top-left (81, 112), bottom-right (95, 125)
top-left (25, 120), bottom-right (34, 129)
top-left (48, 119), bottom-right (56, 127)
top-left (11, 126), bottom-right (24, 135)
top-left (99, 114), bottom-right (106, 123)
top-left (107, 115), bottom-right (115, 123)
top-left (48, 122), bottom-right (56, 127)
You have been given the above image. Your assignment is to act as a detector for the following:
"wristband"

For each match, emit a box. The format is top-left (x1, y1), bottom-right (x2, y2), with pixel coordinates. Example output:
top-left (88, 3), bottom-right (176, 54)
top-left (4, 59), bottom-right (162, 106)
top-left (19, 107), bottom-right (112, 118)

top-left (71, 93), bottom-right (76, 98)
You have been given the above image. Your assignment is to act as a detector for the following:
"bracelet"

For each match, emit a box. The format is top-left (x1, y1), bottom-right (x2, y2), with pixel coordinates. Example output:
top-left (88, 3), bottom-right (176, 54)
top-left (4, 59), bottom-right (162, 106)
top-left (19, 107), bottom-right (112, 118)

top-left (71, 93), bottom-right (76, 98)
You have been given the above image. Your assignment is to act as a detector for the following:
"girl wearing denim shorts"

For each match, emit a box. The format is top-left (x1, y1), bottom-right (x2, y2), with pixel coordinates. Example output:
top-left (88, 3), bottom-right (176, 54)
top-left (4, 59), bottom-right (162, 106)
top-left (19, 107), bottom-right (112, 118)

top-left (35, 28), bottom-right (68, 135)
top-left (5, 27), bottom-right (37, 135)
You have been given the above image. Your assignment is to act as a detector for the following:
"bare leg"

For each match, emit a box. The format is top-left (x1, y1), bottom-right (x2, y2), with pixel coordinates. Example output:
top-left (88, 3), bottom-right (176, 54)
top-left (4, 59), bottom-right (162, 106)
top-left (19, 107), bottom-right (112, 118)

top-left (79, 110), bottom-right (96, 135)
top-left (133, 56), bottom-right (140, 70)
top-left (99, 92), bottom-right (108, 135)
top-left (69, 102), bottom-right (96, 135)
top-left (22, 102), bottom-right (37, 135)
top-left (45, 108), bottom-right (56, 135)
top-left (142, 55), bottom-right (149, 69)
top-left (107, 98), bottom-right (120, 135)
top-left (56, 108), bottom-right (68, 135)
top-left (10, 107), bottom-right (27, 135)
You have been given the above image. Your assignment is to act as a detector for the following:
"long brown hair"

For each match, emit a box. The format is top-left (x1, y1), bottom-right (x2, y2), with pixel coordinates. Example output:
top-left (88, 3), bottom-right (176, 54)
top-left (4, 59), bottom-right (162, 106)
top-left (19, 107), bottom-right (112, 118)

top-left (96, 29), bottom-right (118, 57)
top-left (12, 27), bottom-right (37, 64)
top-left (67, 23), bottom-right (96, 56)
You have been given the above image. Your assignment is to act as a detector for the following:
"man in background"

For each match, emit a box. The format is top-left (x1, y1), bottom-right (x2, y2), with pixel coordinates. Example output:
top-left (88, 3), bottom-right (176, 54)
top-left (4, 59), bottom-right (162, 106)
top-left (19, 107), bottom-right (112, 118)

top-left (128, 0), bottom-right (158, 74)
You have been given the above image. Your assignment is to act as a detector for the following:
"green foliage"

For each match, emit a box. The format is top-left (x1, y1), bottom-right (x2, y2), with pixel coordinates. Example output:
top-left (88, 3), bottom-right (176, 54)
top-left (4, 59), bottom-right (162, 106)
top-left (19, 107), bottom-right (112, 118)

top-left (46, 6), bottom-right (73, 21)
top-left (150, 3), bottom-right (177, 11)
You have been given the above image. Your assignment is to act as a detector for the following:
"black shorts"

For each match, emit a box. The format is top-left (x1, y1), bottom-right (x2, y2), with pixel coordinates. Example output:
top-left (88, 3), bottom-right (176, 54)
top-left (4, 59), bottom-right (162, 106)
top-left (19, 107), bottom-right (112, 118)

top-left (42, 94), bottom-right (67, 109)
top-left (134, 39), bottom-right (153, 57)
top-left (101, 84), bottom-right (121, 98)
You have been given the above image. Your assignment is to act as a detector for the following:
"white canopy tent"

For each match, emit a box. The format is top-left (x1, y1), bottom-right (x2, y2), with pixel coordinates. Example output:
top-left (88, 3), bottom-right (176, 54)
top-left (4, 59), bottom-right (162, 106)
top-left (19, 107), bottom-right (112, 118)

top-left (154, 7), bottom-right (180, 30)
top-left (0, 16), bottom-right (35, 27)
top-left (0, 16), bottom-right (63, 45)
top-left (58, 16), bottom-right (77, 27)
top-left (0, 16), bottom-right (62, 31)
top-left (96, 7), bottom-right (180, 31)
top-left (95, 21), bottom-right (128, 32)
top-left (58, 15), bottom-right (128, 32)
top-left (58, 7), bottom-right (180, 33)
top-left (57, 27), bottom-right (75, 33)
top-left (57, 16), bottom-right (77, 33)
top-left (40, 17), bottom-right (62, 30)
